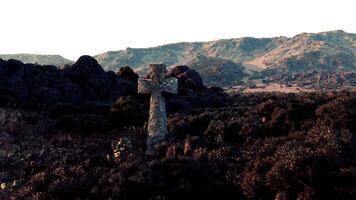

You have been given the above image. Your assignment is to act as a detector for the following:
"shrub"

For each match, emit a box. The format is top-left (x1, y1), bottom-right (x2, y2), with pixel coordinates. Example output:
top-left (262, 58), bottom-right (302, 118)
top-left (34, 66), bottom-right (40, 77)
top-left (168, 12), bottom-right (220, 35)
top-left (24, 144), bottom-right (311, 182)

top-left (55, 113), bottom-right (109, 133)
top-left (110, 96), bottom-right (147, 128)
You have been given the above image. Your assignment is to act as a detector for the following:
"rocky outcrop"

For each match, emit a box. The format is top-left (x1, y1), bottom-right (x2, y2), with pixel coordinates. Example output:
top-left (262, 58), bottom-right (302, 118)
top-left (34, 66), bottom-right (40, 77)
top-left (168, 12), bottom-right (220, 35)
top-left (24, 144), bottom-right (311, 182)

top-left (167, 65), bottom-right (204, 88)
top-left (62, 55), bottom-right (113, 100)
top-left (0, 56), bottom-right (138, 108)
top-left (0, 56), bottom-right (224, 111)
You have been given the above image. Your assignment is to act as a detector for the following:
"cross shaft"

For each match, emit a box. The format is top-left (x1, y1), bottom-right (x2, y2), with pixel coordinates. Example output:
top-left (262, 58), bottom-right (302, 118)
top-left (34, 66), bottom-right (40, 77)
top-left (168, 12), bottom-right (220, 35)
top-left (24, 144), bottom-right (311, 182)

top-left (138, 64), bottom-right (178, 155)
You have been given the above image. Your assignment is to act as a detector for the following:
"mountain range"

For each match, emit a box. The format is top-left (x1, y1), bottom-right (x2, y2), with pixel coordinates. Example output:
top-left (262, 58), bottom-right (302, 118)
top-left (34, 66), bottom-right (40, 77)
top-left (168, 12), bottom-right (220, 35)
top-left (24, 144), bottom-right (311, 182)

top-left (1, 30), bottom-right (355, 87)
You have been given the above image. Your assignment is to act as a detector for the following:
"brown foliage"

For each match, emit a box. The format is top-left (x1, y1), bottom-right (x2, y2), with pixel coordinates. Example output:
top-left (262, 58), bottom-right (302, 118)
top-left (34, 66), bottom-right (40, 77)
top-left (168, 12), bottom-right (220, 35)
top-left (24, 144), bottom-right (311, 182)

top-left (1, 91), bottom-right (355, 200)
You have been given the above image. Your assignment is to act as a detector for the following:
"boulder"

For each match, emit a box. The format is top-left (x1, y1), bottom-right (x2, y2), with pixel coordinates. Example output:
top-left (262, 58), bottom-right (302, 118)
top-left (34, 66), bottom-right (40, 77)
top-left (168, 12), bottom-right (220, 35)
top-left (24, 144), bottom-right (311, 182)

top-left (177, 69), bottom-right (204, 86)
top-left (167, 65), bottom-right (204, 88)
top-left (117, 66), bottom-right (139, 83)
top-left (166, 65), bottom-right (190, 77)
top-left (62, 55), bottom-right (112, 100)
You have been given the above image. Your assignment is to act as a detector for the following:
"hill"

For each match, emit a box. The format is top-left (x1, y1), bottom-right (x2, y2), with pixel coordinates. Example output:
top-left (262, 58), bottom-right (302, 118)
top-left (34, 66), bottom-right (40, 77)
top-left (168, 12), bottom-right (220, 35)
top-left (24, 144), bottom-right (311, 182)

top-left (0, 54), bottom-right (73, 66)
top-left (246, 30), bottom-right (356, 72)
top-left (94, 30), bottom-right (355, 86)
top-left (94, 37), bottom-right (276, 71)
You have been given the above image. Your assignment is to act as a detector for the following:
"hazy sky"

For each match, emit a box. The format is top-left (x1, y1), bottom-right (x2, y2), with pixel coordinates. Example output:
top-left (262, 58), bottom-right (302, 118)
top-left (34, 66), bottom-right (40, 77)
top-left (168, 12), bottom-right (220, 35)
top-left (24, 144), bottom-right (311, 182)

top-left (0, 0), bottom-right (355, 60)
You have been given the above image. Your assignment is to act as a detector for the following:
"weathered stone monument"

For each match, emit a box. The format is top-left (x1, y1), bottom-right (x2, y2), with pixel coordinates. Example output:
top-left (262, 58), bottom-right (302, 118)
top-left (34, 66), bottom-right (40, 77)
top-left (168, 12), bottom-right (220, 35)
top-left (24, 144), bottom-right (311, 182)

top-left (138, 64), bottom-right (178, 155)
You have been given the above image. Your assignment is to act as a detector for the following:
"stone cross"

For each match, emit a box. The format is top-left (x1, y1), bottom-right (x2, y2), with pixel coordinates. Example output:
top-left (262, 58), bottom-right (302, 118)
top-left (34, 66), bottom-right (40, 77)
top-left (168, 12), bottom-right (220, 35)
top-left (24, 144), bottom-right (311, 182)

top-left (138, 64), bottom-right (178, 155)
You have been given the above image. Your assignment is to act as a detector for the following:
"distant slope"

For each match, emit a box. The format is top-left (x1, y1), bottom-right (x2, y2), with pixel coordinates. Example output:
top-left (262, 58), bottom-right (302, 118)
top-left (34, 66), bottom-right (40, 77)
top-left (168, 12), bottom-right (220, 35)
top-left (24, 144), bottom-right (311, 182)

top-left (94, 30), bottom-right (355, 86)
top-left (0, 54), bottom-right (73, 66)
top-left (246, 30), bottom-right (356, 72)
top-left (184, 55), bottom-right (247, 87)
top-left (94, 37), bottom-right (277, 71)
top-left (95, 31), bottom-right (356, 73)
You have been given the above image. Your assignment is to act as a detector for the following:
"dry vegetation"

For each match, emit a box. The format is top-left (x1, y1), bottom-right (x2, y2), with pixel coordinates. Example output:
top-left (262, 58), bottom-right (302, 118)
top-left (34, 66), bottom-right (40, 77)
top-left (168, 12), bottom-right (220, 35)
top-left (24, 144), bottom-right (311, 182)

top-left (1, 90), bottom-right (355, 200)
top-left (1, 56), bottom-right (355, 200)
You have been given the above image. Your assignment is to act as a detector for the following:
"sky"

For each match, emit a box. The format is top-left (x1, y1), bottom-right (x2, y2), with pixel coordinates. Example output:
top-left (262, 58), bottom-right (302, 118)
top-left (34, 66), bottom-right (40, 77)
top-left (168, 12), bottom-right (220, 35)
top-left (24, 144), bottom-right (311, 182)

top-left (0, 0), bottom-right (355, 60)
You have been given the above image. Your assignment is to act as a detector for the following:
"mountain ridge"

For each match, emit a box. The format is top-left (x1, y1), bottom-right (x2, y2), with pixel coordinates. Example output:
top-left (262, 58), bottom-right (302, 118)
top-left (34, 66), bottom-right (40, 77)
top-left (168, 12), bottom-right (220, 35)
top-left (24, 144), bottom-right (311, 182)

top-left (94, 30), bottom-right (355, 68)
top-left (93, 30), bottom-right (355, 86)
top-left (1, 30), bottom-right (355, 87)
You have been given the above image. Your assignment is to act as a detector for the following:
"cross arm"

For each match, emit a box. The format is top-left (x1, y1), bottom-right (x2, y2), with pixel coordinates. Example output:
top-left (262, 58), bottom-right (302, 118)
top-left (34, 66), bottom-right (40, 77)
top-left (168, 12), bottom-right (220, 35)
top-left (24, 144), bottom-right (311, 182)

top-left (161, 77), bottom-right (178, 94)
top-left (138, 77), bottom-right (178, 94)
top-left (138, 78), bottom-right (153, 94)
